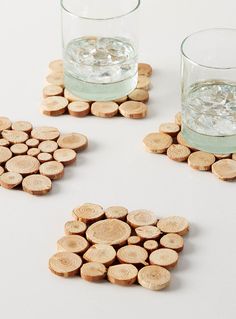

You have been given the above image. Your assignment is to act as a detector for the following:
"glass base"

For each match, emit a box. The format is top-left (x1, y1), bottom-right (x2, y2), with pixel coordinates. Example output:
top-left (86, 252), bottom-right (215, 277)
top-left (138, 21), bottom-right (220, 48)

top-left (182, 124), bottom-right (236, 154)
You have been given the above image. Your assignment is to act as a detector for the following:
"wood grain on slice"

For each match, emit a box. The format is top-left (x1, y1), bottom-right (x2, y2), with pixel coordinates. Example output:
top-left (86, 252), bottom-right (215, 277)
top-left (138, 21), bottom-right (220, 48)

top-left (157, 216), bottom-right (189, 236)
top-left (188, 151), bottom-right (215, 171)
top-left (46, 72), bottom-right (64, 87)
top-left (64, 89), bottom-right (92, 103)
top-left (81, 262), bottom-right (106, 282)
top-left (214, 153), bottom-right (231, 159)
top-left (177, 132), bottom-right (197, 150)
top-left (27, 148), bottom-right (40, 157)
top-left (105, 206), bottom-right (128, 220)
top-left (175, 112), bottom-right (182, 126)
top-left (37, 153), bottom-right (53, 163)
top-left (0, 146), bottom-right (12, 164)
top-left (64, 220), bottom-right (87, 236)
top-left (127, 210), bottom-right (158, 228)
top-left (49, 252), bottom-right (82, 277)
top-left (137, 75), bottom-right (150, 90)
top-left (160, 233), bottom-right (184, 252)
top-left (43, 85), bottom-right (64, 98)
top-left (143, 132), bottom-right (173, 154)
top-left (68, 101), bottom-right (90, 117)
top-left (38, 140), bottom-right (58, 153)
top-left (2, 130), bottom-right (28, 144)
top-left (39, 161), bottom-right (64, 180)
top-left (22, 174), bottom-right (52, 195)
top-left (31, 127), bottom-right (60, 141)
top-left (11, 121), bottom-right (32, 133)
top-left (0, 138), bottom-right (10, 146)
top-left (159, 122), bottom-right (180, 137)
top-left (10, 143), bottom-right (28, 155)
top-left (53, 148), bottom-right (76, 166)
top-left (41, 96), bottom-right (68, 116)
top-left (26, 138), bottom-right (39, 147)
top-left (0, 166), bottom-right (4, 176)
top-left (149, 248), bottom-right (179, 269)
top-left (119, 101), bottom-right (147, 119)
top-left (73, 203), bottom-right (104, 224)
top-left (86, 219), bottom-right (131, 245)
top-left (113, 96), bottom-right (128, 104)
top-left (108, 264), bottom-right (138, 286)
top-left (117, 245), bottom-right (148, 265)
top-left (57, 133), bottom-right (88, 152)
top-left (138, 265), bottom-right (171, 290)
top-left (57, 235), bottom-right (89, 254)
top-left (143, 240), bottom-right (159, 252)
top-left (83, 244), bottom-right (116, 266)
top-left (167, 144), bottom-right (191, 162)
top-left (49, 59), bottom-right (63, 72)
top-left (91, 101), bottom-right (118, 118)
top-left (0, 172), bottom-right (23, 189)
top-left (0, 117), bottom-right (11, 131)
top-left (135, 226), bottom-right (161, 240)
top-left (138, 63), bottom-right (153, 77)
top-left (212, 159), bottom-right (236, 181)
top-left (6, 155), bottom-right (39, 175)
top-left (127, 236), bottom-right (142, 245)
top-left (128, 89), bottom-right (149, 103)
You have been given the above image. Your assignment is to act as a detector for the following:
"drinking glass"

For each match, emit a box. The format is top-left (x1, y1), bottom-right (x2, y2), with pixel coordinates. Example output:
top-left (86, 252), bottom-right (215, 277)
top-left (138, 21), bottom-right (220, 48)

top-left (181, 28), bottom-right (236, 154)
top-left (61, 0), bottom-right (140, 101)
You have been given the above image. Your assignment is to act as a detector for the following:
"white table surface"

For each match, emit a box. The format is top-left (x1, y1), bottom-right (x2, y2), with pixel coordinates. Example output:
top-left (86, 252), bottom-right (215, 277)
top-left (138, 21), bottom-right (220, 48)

top-left (0, 0), bottom-right (236, 318)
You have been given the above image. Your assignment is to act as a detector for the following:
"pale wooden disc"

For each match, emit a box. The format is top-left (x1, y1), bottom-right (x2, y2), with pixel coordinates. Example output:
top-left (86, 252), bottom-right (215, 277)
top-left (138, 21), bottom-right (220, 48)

top-left (10, 143), bottom-right (28, 155)
top-left (91, 102), bottom-right (118, 118)
top-left (86, 219), bottom-right (131, 245)
top-left (159, 122), bottom-right (180, 137)
top-left (177, 132), bottom-right (197, 151)
top-left (64, 89), bottom-right (92, 103)
top-left (105, 206), bottom-right (128, 220)
top-left (43, 85), bottom-right (64, 98)
top-left (41, 96), bottom-right (68, 116)
top-left (128, 89), bottom-right (149, 103)
top-left (119, 101), bottom-right (147, 119)
top-left (49, 59), bottom-right (64, 72)
top-left (0, 138), bottom-right (10, 146)
top-left (0, 116), bottom-right (11, 131)
top-left (0, 172), bottom-right (23, 189)
top-left (39, 161), bottom-right (64, 180)
top-left (137, 75), bottom-right (150, 90)
top-left (64, 220), bottom-right (87, 236)
top-left (31, 127), bottom-right (60, 141)
top-left (49, 252), bottom-right (82, 277)
top-left (53, 148), bottom-right (77, 166)
top-left (143, 132), bottom-right (173, 154)
top-left (127, 236), bottom-right (142, 245)
top-left (27, 148), bottom-right (40, 157)
top-left (57, 133), bottom-right (88, 152)
top-left (0, 146), bottom-right (12, 164)
top-left (6, 155), bottom-right (40, 175)
top-left (143, 240), bottom-right (159, 252)
top-left (138, 63), bottom-right (153, 77)
top-left (22, 174), bottom-right (52, 195)
top-left (138, 265), bottom-right (171, 290)
top-left (113, 96), bottom-right (128, 104)
top-left (38, 140), bottom-right (58, 153)
top-left (11, 121), bottom-right (32, 133)
top-left (57, 235), bottom-right (89, 254)
top-left (160, 233), bottom-right (184, 252)
top-left (26, 138), bottom-right (39, 147)
top-left (37, 152), bottom-right (53, 163)
top-left (2, 130), bottom-right (28, 144)
top-left (83, 244), bottom-right (116, 266)
top-left (46, 72), bottom-right (64, 87)
top-left (212, 159), bottom-right (236, 181)
top-left (117, 245), bottom-right (148, 265)
top-left (108, 264), bottom-right (138, 286)
top-left (135, 226), bottom-right (162, 240)
top-left (149, 248), bottom-right (179, 269)
top-left (157, 216), bottom-right (189, 236)
top-left (214, 153), bottom-right (232, 159)
top-left (81, 262), bottom-right (106, 282)
top-left (73, 203), bottom-right (104, 224)
top-left (0, 166), bottom-right (4, 176)
top-left (188, 151), bottom-right (215, 171)
top-left (232, 153), bottom-right (236, 161)
top-left (167, 144), bottom-right (191, 162)
top-left (175, 112), bottom-right (182, 126)
top-left (127, 210), bottom-right (158, 228)
top-left (68, 101), bottom-right (90, 117)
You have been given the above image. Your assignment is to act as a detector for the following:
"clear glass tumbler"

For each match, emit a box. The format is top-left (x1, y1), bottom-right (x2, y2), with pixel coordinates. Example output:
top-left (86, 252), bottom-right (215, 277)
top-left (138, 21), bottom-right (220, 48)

top-left (181, 28), bottom-right (236, 154)
top-left (61, 0), bottom-right (140, 101)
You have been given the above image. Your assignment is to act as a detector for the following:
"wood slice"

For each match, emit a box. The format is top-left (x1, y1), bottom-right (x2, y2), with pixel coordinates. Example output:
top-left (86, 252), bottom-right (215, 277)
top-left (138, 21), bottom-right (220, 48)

top-left (138, 265), bottom-right (171, 290)
top-left (188, 151), bottom-right (215, 171)
top-left (57, 133), bottom-right (88, 152)
top-left (143, 240), bottom-right (159, 252)
top-left (127, 236), bottom-right (142, 245)
top-left (149, 248), bottom-right (179, 269)
top-left (113, 96), bottom-right (128, 104)
top-left (49, 252), bottom-right (82, 277)
top-left (167, 144), bottom-right (191, 162)
top-left (0, 146), bottom-right (12, 164)
top-left (64, 220), bottom-right (87, 236)
top-left (212, 159), bottom-right (236, 181)
top-left (39, 161), bottom-right (64, 180)
top-left (127, 210), bottom-right (158, 228)
top-left (43, 85), bottom-right (64, 98)
top-left (157, 216), bottom-right (189, 236)
top-left (46, 72), bottom-right (64, 87)
top-left (0, 116), bottom-right (11, 131)
top-left (143, 133), bottom-right (173, 154)
top-left (117, 245), bottom-right (148, 265)
top-left (31, 127), bottom-right (60, 141)
top-left (2, 130), bottom-right (28, 144)
top-left (175, 112), bottom-right (182, 126)
top-left (232, 153), bottom-right (236, 161)
top-left (68, 101), bottom-right (90, 117)
top-left (159, 122), bottom-right (180, 137)
top-left (64, 89), bottom-right (92, 103)
top-left (27, 148), bottom-right (40, 157)
top-left (26, 138), bottom-right (39, 147)
top-left (160, 234), bottom-right (184, 252)
top-left (86, 219), bottom-right (131, 245)
top-left (80, 262), bottom-right (106, 282)
top-left (108, 264), bottom-right (138, 286)
top-left (73, 203), bottom-right (104, 224)
top-left (10, 143), bottom-right (28, 155)
top-left (214, 153), bottom-right (231, 159)
top-left (37, 153), bottom-right (53, 163)
top-left (91, 102), bottom-right (118, 118)
top-left (0, 166), bottom-right (4, 176)
top-left (128, 89), bottom-right (149, 103)
top-left (38, 140), bottom-right (58, 153)
top-left (53, 148), bottom-right (77, 166)
top-left (57, 235), bottom-right (89, 254)
top-left (119, 101), bottom-right (147, 119)
top-left (177, 132), bottom-right (197, 150)
top-left (0, 172), bottom-right (23, 189)
top-left (135, 226), bottom-right (162, 240)
top-left (105, 206), bottom-right (128, 220)
top-left (49, 59), bottom-right (64, 72)
top-left (0, 138), bottom-right (10, 146)
top-left (137, 75), bottom-right (150, 90)
top-left (11, 121), bottom-right (32, 133)
top-left (83, 244), bottom-right (116, 266)
top-left (138, 63), bottom-right (153, 77)
top-left (22, 174), bottom-right (52, 195)
top-left (41, 96), bottom-right (68, 116)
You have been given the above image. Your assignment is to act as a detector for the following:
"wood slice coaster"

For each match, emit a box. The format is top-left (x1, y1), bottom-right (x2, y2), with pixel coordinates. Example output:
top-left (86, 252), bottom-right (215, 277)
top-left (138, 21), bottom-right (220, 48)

top-left (91, 102), bottom-right (119, 118)
top-left (167, 144), bottom-right (191, 162)
top-left (0, 166), bottom-right (4, 176)
top-left (31, 127), bottom-right (60, 141)
top-left (73, 203), bottom-right (104, 224)
top-left (119, 101), bottom-right (147, 119)
top-left (0, 116), bottom-right (11, 131)
top-left (138, 265), bottom-right (171, 291)
top-left (37, 153), bottom-right (53, 163)
top-left (157, 216), bottom-right (189, 236)
top-left (26, 138), bottom-right (39, 147)
top-left (113, 96), bottom-right (128, 104)
top-left (80, 262), bottom-right (106, 282)
top-left (127, 210), bottom-right (157, 228)
top-left (117, 245), bottom-right (148, 266)
top-left (214, 153), bottom-right (231, 159)
top-left (159, 123), bottom-right (180, 137)
top-left (105, 206), bottom-right (128, 220)
top-left (143, 240), bottom-right (159, 252)
top-left (83, 244), bottom-right (116, 266)
top-left (108, 264), bottom-right (138, 286)
top-left (53, 149), bottom-right (77, 166)
top-left (64, 89), bottom-right (92, 103)
top-left (57, 133), bottom-right (88, 152)
top-left (10, 143), bottom-right (28, 155)
top-left (11, 121), bottom-right (32, 133)
top-left (0, 146), bottom-right (12, 164)
top-left (0, 138), bottom-right (10, 146)
top-left (41, 96), bottom-right (68, 116)
top-left (86, 219), bottom-right (131, 245)
top-left (57, 235), bottom-right (89, 254)
top-left (2, 130), bottom-right (28, 144)
top-left (160, 234), bottom-right (184, 252)
top-left (43, 85), bottom-right (64, 98)
top-left (188, 151), bottom-right (215, 171)
top-left (128, 89), bottom-right (149, 103)
top-left (49, 252), bottom-right (82, 277)
top-left (138, 63), bottom-right (153, 77)
top-left (135, 226), bottom-right (162, 240)
top-left (22, 174), bottom-right (52, 195)
top-left (49, 59), bottom-right (64, 72)
top-left (175, 112), bottom-right (182, 126)
top-left (143, 133), bottom-right (173, 154)
top-left (149, 248), bottom-right (179, 269)
top-left (27, 148), bottom-right (40, 157)
top-left (0, 172), bottom-right (23, 189)
top-left (232, 154), bottom-right (236, 161)
top-left (68, 101), bottom-right (90, 117)
top-left (39, 161), bottom-right (64, 180)
top-left (127, 236), bottom-right (142, 245)
top-left (64, 220), bottom-right (87, 236)
top-left (212, 159), bottom-right (236, 181)
top-left (176, 132), bottom-right (197, 151)
top-left (46, 72), bottom-right (64, 87)
top-left (137, 75), bottom-right (150, 90)
top-left (38, 140), bottom-right (58, 153)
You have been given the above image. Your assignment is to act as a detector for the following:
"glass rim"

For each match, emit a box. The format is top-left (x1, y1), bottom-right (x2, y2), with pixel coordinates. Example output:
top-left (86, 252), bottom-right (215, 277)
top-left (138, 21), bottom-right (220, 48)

top-left (181, 27), bottom-right (236, 70)
top-left (61, 0), bottom-right (141, 21)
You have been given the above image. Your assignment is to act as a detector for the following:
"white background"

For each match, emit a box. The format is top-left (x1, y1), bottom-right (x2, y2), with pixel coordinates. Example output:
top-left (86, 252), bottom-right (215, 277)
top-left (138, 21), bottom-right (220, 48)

top-left (0, 1), bottom-right (235, 318)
